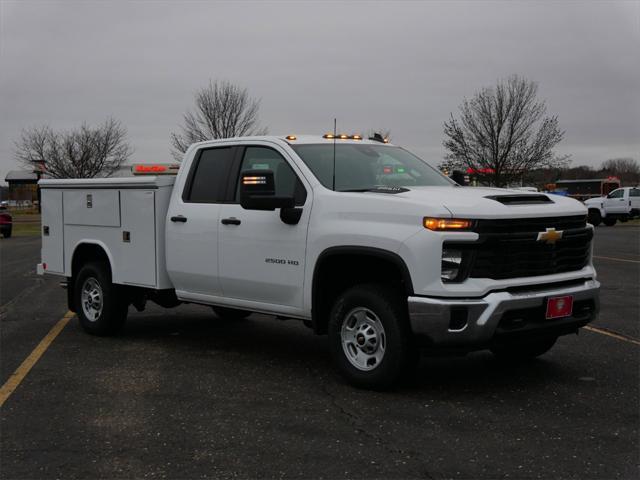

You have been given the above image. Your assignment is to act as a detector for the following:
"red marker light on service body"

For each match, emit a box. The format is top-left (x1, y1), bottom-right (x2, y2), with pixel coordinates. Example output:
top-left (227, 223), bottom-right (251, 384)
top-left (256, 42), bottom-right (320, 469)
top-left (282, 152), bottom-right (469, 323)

top-left (135, 165), bottom-right (167, 173)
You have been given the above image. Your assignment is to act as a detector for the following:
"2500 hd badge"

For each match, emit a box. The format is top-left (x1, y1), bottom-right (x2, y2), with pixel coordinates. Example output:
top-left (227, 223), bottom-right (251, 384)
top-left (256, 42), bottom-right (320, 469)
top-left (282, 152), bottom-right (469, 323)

top-left (265, 257), bottom-right (299, 266)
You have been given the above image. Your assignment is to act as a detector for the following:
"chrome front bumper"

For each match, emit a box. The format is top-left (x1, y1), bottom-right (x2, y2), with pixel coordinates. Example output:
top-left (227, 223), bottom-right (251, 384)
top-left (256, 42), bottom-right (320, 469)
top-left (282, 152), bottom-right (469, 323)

top-left (408, 279), bottom-right (600, 347)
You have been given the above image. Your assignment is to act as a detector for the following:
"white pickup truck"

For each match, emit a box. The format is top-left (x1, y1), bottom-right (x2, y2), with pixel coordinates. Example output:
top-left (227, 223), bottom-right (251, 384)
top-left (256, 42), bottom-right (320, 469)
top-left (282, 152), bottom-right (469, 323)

top-left (38, 135), bottom-right (600, 389)
top-left (585, 186), bottom-right (640, 226)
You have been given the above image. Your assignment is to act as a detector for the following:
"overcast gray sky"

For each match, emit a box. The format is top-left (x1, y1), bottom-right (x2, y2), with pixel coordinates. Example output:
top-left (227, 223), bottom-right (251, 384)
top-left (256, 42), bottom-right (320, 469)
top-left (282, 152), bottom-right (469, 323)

top-left (1, 0), bottom-right (638, 182)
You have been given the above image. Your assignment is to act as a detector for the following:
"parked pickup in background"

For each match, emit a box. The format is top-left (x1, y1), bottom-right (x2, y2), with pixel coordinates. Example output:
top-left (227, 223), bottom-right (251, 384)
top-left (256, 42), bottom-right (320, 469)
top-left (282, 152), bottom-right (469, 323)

top-left (585, 186), bottom-right (640, 227)
top-left (38, 134), bottom-right (600, 389)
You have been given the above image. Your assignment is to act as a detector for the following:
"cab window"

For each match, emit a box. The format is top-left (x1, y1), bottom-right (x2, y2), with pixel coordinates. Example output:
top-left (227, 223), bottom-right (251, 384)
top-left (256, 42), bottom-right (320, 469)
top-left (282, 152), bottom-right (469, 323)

top-left (235, 146), bottom-right (306, 205)
top-left (630, 189), bottom-right (640, 197)
top-left (607, 189), bottom-right (624, 199)
top-left (183, 147), bottom-right (235, 203)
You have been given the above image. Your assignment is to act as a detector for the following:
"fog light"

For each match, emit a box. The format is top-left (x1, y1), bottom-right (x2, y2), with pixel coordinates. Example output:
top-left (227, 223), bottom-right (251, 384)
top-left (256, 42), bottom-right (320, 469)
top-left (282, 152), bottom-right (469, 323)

top-left (441, 249), bottom-right (462, 281)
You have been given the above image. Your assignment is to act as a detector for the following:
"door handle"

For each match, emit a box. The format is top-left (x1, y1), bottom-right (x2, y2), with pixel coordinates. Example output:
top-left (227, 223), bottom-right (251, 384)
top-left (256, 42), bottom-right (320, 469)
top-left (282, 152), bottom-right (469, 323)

top-left (171, 215), bottom-right (187, 223)
top-left (221, 217), bottom-right (241, 226)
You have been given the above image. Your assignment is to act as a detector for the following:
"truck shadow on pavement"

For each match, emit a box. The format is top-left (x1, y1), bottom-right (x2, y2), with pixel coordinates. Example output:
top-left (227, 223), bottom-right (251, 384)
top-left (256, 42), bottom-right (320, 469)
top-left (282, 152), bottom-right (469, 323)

top-left (75, 304), bottom-right (578, 395)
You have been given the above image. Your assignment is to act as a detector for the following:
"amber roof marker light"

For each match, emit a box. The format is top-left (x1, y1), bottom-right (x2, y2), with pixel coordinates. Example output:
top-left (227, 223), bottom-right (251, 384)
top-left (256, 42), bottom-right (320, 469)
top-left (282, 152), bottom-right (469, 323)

top-left (285, 135), bottom-right (297, 141)
top-left (424, 218), bottom-right (473, 231)
top-left (323, 133), bottom-right (363, 140)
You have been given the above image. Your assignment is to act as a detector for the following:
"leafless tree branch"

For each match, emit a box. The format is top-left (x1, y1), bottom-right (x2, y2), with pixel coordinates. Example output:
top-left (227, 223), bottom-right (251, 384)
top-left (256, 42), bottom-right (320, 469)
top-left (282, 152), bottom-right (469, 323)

top-left (14, 118), bottom-right (133, 179)
top-left (170, 79), bottom-right (267, 161)
top-left (443, 75), bottom-right (569, 187)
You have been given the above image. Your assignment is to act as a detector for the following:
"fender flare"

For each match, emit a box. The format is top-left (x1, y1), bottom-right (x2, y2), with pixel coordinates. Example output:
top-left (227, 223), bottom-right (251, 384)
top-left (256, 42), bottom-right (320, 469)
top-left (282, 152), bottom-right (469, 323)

top-left (69, 240), bottom-right (115, 278)
top-left (310, 246), bottom-right (414, 332)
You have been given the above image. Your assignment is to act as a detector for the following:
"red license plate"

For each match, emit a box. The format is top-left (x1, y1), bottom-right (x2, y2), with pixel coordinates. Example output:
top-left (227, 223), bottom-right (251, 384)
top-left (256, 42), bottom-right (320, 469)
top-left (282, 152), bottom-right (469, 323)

top-left (546, 295), bottom-right (573, 319)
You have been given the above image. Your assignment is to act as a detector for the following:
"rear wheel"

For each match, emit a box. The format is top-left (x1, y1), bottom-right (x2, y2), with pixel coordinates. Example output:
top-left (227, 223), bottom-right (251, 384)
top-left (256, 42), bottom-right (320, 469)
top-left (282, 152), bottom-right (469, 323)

top-left (328, 284), bottom-right (417, 390)
top-left (587, 209), bottom-right (601, 227)
top-left (490, 336), bottom-right (557, 361)
top-left (74, 261), bottom-right (127, 336)
top-left (603, 217), bottom-right (617, 227)
top-left (212, 306), bottom-right (251, 320)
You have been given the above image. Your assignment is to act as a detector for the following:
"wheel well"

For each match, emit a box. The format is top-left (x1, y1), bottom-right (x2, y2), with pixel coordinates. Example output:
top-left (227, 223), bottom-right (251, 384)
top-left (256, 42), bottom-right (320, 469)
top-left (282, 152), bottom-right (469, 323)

top-left (71, 243), bottom-right (111, 277)
top-left (311, 248), bottom-right (413, 334)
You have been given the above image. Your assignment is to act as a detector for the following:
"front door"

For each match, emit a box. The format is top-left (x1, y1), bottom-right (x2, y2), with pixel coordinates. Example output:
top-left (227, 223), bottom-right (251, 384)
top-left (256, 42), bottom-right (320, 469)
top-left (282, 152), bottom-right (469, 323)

top-left (603, 188), bottom-right (627, 214)
top-left (218, 145), bottom-right (311, 309)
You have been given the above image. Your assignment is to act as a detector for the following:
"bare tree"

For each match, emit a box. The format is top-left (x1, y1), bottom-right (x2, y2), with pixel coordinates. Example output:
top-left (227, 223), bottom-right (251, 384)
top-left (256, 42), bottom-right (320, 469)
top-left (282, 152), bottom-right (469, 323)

top-left (443, 75), bottom-right (570, 187)
top-left (15, 118), bottom-right (132, 179)
top-left (171, 79), bottom-right (267, 160)
top-left (600, 157), bottom-right (640, 185)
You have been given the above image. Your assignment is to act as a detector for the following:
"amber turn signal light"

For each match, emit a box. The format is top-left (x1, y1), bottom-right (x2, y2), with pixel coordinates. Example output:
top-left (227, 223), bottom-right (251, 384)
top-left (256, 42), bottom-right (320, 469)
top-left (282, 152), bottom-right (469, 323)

top-left (424, 218), bottom-right (472, 231)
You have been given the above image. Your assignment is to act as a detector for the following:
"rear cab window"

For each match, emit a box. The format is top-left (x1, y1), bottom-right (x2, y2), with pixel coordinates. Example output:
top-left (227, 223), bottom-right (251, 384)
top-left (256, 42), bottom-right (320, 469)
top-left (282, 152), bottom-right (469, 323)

top-left (182, 147), bottom-right (235, 203)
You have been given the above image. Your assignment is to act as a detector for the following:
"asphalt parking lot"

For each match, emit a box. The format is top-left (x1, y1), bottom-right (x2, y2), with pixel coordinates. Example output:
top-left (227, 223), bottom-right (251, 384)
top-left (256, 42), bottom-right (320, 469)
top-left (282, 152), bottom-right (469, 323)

top-left (1, 227), bottom-right (638, 479)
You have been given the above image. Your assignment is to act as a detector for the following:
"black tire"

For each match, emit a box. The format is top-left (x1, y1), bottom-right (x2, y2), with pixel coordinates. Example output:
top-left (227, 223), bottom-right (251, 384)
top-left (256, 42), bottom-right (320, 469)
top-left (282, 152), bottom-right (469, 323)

top-left (212, 306), bottom-right (251, 320)
top-left (74, 261), bottom-right (127, 336)
top-left (603, 217), bottom-right (617, 227)
top-left (587, 209), bottom-right (601, 227)
top-left (328, 283), bottom-right (417, 390)
top-left (490, 336), bottom-right (557, 361)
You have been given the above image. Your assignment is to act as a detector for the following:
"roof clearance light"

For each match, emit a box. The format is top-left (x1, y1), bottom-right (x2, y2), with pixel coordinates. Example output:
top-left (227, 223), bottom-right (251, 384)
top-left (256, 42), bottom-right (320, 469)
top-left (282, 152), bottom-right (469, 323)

top-left (423, 217), bottom-right (473, 231)
top-left (285, 135), bottom-right (297, 141)
top-left (339, 134), bottom-right (348, 139)
top-left (351, 135), bottom-right (362, 140)
top-left (383, 138), bottom-right (390, 143)
top-left (323, 133), bottom-right (336, 139)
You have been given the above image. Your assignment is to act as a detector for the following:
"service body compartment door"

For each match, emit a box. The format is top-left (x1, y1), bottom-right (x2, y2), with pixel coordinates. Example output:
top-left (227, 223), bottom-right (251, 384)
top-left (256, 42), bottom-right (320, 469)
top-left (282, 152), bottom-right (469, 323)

top-left (119, 190), bottom-right (157, 287)
top-left (41, 189), bottom-right (64, 273)
top-left (64, 190), bottom-right (120, 227)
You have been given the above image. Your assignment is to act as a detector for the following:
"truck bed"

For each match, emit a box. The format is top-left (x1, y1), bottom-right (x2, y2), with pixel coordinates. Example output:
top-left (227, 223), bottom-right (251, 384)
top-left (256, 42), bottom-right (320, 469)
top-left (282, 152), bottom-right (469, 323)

top-left (38, 176), bottom-right (175, 289)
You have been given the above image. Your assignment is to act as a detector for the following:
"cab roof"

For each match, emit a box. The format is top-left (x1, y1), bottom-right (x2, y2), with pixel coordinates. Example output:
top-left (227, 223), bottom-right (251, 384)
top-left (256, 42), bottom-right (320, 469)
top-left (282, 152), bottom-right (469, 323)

top-left (190, 135), bottom-right (394, 149)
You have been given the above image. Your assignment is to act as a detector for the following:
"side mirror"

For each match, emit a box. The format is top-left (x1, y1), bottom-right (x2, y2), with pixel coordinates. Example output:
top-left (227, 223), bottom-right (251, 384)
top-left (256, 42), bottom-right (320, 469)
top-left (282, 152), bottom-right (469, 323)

top-left (239, 170), bottom-right (295, 211)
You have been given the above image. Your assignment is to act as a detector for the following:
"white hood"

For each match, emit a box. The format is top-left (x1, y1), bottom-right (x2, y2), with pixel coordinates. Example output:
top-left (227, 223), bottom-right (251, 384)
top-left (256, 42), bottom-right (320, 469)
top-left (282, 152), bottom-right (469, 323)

top-left (397, 186), bottom-right (586, 219)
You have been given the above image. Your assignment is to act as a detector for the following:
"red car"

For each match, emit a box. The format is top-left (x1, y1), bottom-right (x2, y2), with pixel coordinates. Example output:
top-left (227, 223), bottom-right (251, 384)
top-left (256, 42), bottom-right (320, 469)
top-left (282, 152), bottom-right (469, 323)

top-left (0, 206), bottom-right (12, 238)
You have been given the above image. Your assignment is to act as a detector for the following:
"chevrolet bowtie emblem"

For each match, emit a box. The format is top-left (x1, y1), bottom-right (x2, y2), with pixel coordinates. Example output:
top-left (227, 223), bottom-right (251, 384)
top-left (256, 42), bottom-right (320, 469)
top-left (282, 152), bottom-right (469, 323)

top-left (537, 227), bottom-right (563, 244)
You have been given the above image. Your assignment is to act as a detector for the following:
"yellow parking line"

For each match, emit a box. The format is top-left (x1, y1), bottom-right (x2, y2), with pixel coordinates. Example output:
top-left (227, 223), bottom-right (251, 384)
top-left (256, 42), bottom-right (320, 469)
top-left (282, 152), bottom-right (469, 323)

top-left (593, 255), bottom-right (640, 264)
top-left (584, 325), bottom-right (640, 346)
top-left (0, 311), bottom-right (74, 408)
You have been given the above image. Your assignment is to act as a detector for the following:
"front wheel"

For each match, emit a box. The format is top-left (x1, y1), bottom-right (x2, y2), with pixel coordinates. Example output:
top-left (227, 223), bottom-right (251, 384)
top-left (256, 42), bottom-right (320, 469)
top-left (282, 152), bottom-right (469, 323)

top-left (490, 336), bottom-right (557, 361)
top-left (328, 284), bottom-right (417, 390)
top-left (2, 228), bottom-right (11, 238)
top-left (587, 209), bottom-right (601, 227)
top-left (603, 217), bottom-right (617, 227)
top-left (74, 261), bottom-right (128, 336)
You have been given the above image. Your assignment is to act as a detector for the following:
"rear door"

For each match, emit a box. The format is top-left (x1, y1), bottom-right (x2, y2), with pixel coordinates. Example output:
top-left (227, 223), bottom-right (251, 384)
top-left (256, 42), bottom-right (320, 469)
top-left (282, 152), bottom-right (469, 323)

top-left (165, 146), bottom-right (237, 297)
top-left (217, 144), bottom-right (311, 309)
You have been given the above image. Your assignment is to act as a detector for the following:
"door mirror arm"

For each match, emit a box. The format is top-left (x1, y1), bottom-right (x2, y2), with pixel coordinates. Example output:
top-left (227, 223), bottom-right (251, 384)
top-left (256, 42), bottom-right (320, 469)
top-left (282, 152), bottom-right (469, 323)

top-left (280, 207), bottom-right (303, 225)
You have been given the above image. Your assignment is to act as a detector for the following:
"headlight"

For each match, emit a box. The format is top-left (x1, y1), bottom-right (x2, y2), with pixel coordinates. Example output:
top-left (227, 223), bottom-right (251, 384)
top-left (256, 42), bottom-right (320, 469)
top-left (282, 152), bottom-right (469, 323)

top-left (441, 248), bottom-right (463, 282)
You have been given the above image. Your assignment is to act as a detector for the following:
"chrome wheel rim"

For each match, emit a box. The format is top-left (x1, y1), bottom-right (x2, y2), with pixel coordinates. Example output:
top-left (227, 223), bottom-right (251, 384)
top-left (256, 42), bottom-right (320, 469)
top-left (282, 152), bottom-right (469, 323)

top-left (341, 307), bottom-right (386, 371)
top-left (81, 277), bottom-right (103, 322)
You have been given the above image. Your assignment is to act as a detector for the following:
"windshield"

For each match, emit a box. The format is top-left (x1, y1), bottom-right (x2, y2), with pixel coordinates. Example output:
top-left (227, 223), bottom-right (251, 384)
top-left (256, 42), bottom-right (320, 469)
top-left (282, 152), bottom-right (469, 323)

top-left (291, 144), bottom-right (453, 191)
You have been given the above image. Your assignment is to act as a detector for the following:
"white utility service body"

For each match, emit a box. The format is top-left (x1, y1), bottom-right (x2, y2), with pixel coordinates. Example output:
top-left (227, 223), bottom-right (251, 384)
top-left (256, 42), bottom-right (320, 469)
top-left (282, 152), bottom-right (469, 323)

top-left (38, 135), bottom-right (600, 389)
top-left (39, 176), bottom-right (175, 289)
